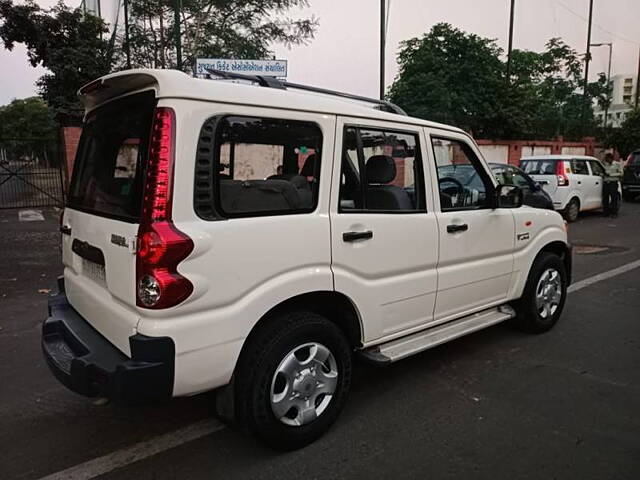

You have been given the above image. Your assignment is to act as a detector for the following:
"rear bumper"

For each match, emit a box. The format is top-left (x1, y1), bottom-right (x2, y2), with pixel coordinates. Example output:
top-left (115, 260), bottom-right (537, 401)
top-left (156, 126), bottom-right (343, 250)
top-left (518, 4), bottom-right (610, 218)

top-left (42, 280), bottom-right (175, 404)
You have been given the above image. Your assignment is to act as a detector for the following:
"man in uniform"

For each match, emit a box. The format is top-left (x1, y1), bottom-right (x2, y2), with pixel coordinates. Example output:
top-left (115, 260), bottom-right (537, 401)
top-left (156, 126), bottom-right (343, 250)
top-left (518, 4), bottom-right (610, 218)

top-left (602, 153), bottom-right (623, 218)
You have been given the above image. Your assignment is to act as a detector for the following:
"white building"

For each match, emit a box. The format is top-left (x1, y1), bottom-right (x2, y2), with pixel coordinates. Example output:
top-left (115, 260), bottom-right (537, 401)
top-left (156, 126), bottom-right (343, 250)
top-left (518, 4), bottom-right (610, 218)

top-left (594, 74), bottom-right (637, 128)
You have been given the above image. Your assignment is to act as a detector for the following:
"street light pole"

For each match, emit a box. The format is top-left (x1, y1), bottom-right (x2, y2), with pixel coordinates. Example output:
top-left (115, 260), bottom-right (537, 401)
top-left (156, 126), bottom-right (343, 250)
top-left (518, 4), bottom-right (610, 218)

top-left (123, 0), bottom-right (131, 69)
top-left (590, 42), bottom-right (613, 128)
top-left (174, 0), bottom-right (182, 70)
top-left (380, 0), bottom-right (386, 100)
top-left (582, 0), bottom-right (594, 124)
top-left (506, 0), bottom-right (515, 84)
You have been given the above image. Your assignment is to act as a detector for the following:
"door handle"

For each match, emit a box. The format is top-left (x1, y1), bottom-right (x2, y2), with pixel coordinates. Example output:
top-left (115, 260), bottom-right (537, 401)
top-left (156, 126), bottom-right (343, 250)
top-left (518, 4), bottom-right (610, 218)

top-left (447, 223), bottom-right (468, 233)
top-left (60, 225), bottom-right (72, 235)
top-left (343, 230), bottom-right (373, 242)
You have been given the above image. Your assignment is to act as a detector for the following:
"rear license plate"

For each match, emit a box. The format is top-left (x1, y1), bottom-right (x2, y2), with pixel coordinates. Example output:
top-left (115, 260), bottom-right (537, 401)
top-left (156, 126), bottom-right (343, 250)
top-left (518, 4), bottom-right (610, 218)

top-left (82, 259), bottom-right (106, 283)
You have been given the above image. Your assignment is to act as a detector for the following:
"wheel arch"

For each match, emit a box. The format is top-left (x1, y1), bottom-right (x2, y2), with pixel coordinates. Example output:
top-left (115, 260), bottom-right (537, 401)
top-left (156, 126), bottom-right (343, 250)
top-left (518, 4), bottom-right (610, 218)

top-left (240, 291), bottom-right (363, 357)
top-left (536, 240), bottom-right (572, 285)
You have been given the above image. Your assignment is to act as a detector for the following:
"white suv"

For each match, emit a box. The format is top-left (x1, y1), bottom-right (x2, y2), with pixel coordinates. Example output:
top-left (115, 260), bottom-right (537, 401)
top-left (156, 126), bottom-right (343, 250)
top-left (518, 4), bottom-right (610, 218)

top-left (43, 69), bottom-right (572, 449)
top-left (520, 155), bottom-right (608, 222)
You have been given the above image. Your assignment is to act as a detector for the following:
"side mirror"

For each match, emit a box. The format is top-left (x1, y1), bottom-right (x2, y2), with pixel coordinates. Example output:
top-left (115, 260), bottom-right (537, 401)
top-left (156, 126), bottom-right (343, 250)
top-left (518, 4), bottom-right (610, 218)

top-left (495, 184), bottom-right (523, 209)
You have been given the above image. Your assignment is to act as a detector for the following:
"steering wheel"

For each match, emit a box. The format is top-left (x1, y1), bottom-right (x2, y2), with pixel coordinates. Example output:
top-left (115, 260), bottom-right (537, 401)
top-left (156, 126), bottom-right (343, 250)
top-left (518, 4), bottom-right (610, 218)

top-left (438, 176), bottom-right (464, 197)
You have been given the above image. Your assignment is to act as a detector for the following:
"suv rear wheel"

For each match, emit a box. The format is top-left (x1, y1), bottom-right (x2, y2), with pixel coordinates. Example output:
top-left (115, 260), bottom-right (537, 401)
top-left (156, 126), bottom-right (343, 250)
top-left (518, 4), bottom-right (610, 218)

top-left (234, 311), bottom-right (352, 450)
top-left (563, 197), bottom-right (580, 222)
top-left (513, 252), bottom-right (567, 333)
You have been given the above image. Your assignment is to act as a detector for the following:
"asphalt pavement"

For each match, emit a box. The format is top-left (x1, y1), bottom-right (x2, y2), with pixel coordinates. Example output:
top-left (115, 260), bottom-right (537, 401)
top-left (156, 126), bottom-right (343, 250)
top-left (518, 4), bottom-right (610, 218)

top-left (0, 204), bottom-right (638, 480)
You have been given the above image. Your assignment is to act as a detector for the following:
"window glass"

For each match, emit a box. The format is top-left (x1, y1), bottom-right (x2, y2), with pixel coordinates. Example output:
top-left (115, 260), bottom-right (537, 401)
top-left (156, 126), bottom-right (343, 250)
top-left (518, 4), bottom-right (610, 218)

top-left (506, 168), bottom-right (532, 192)
top-left (570, 159), bottom-right (589, 175)
top-left (432, 138), bottom-right (492, 210)
top-left (339, 127), bottom-right (424, 212)
top-left (68, 91), bottom-right (155, 221)
top-left (589, 160), bottom-right (605, 176)
top-left (214, 116), bottom-right (322, 217)
top-left (520, 159), bottom-right (556, 175)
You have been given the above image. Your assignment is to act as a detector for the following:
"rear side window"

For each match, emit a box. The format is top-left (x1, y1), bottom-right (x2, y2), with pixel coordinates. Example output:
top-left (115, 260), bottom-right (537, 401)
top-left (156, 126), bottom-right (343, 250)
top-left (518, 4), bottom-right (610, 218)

top-left (570, 159), bottom-right (589, 175)
top-left (199, 116), bottom-right (322, 218)
top-left (338, 127), bottom-right (425, 212)
top-left (68, 91), bottom-right (155, 221)
top-left (520, 160), bottom-right (556, 175)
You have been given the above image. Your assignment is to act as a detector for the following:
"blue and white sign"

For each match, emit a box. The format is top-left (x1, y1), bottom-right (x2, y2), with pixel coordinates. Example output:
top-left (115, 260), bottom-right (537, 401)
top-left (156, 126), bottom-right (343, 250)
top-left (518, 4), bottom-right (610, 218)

top-left (196, 58), bottom-right (288, 78)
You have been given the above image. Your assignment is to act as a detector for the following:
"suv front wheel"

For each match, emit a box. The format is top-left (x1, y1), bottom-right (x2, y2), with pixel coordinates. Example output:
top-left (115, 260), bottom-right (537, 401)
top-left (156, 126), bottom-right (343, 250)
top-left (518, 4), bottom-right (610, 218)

top-left (513, 252), bottom-right (568, 333)
top-left (234, 310), bottom-right (352, 450)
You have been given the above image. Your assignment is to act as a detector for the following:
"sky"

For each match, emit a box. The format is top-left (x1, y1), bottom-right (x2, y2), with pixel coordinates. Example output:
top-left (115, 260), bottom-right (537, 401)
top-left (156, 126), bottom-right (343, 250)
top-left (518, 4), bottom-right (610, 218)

top-left (1, 0), bottom-right (639, 105)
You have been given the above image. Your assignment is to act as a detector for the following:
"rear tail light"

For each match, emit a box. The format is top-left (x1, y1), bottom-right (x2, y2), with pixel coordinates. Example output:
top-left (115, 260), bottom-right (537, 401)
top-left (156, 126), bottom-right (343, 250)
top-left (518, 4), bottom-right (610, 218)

top-left (556, 161), bottom-right (569, 186)
top-left (136, 107), bottom-right (194, 309)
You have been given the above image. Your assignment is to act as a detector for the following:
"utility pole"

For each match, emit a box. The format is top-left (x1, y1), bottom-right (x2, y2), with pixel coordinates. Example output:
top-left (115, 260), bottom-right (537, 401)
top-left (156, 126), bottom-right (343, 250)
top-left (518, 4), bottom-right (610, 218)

top-left (582, 0), bottom-right (594, 124)
top-left (379, 0), bottom-right (386, 100)
top-left (590, 43), bottom-right (612, 127)
top-left (123, 0), bottom-right (131, 69)
top-left (635, 46), bottom-right (640, 108)
top-left (174, 0), bottom-right (182, 70)
top-left (506, 0), bottom-right (515, 84)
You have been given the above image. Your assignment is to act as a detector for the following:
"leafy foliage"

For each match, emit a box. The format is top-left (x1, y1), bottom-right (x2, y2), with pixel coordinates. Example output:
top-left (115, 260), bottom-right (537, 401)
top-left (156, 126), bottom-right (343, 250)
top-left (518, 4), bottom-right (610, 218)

top-left (119, 0), bottom-right (318, 71)
top-left (602, 109), bottom-right (640, 158)
top-left (0, 1), bottom-right (113, 124)
top-left (0, 96), bottom-right (58, 164)
top-left (388, 23), bottom-right (608, 140)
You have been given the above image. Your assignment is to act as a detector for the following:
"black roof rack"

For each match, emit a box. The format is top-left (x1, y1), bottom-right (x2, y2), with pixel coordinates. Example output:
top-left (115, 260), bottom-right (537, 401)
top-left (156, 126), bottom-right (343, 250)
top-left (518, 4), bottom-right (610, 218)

top-left (205, 68), bottom-right (407, 116)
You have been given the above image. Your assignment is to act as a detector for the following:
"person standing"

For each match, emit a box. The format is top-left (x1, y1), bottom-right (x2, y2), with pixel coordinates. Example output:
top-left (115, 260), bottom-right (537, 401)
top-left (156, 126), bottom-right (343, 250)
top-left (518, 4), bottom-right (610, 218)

top-left (602, 153), bottom-right (623, 218)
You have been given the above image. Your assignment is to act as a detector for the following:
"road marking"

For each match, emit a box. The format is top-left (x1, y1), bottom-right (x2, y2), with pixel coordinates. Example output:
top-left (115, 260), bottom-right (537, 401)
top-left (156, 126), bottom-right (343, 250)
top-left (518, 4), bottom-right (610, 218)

top-left (33, 260), bottom-right (640, 479)
top-left (18, 209), bottom-right (44, 221)
top-left (37, 418), bottom-right (225, 480)
top-left (568, 259), bottom-right (640, 293)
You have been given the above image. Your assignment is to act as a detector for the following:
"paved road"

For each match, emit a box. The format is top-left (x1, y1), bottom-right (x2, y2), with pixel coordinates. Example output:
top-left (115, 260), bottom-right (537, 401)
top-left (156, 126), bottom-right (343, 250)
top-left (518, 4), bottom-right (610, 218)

top-left (0, 204), bottom-right (638, 480)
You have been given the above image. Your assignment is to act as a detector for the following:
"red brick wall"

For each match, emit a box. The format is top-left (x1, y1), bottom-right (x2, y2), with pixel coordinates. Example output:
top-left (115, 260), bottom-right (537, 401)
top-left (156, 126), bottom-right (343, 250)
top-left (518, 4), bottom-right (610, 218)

top-left (61, 126), bottom-right (82, 181)
top-left (475, 137), bottom-right (600, 166)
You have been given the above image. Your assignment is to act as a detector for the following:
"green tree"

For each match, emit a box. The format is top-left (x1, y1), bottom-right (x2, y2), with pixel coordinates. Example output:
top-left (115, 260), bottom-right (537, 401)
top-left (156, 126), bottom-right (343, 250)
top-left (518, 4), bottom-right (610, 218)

top-left (388, 24), bottom-right (607, 140)
top-left (0, 96), bottom-right (58, 164)
top-left (388, 23), bottom-right (505, 138)
top-left (120, 0), bottom-right (318, 71)
top-left (603, 109), bottom-right (640, 158)
top-left (0, 1), bottom-right (113, 124)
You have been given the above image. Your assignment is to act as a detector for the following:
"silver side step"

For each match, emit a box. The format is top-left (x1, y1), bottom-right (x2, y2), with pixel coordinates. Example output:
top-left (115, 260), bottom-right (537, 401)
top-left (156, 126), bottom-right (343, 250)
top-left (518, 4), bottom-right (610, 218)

top-left (360, 305), bottom-right (516, 364)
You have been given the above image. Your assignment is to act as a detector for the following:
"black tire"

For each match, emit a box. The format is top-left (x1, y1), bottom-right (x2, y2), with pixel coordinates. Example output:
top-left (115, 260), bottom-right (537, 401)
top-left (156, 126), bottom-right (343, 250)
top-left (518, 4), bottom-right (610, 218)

top-left (513, 252), bottom-right (567, 333)
top-left (563, 198), bottom-right (580, 222)
top-left (234, 310), bottom-right (352, 450)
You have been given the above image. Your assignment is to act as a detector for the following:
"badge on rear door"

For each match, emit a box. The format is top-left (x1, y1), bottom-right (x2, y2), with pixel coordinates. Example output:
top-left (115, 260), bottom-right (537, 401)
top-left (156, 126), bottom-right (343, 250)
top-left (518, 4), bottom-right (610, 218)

top-left (517, 232), bottom-right (530, 241)
top-left (111, 234), bottom-right (128, 247)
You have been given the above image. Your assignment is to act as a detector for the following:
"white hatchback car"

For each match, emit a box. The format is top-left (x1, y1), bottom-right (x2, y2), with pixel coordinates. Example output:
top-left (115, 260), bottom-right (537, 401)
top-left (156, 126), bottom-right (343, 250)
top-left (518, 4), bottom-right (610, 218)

top-left (520, 155), bottom-right (609, 222)
top-left (43, 69), bottom-right (572, 449)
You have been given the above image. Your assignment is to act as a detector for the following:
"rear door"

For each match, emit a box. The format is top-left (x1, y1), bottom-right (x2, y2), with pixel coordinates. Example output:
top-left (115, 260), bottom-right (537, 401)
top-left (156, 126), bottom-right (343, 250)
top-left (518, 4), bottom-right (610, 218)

top-left (62, 91), bottom-right (155, 355)
top-left (569, 158), bottom-right (593, 209)
top-left (330, 118), bottom-right (439, 341)
top-left (587, 160), bottom-right (605, 209)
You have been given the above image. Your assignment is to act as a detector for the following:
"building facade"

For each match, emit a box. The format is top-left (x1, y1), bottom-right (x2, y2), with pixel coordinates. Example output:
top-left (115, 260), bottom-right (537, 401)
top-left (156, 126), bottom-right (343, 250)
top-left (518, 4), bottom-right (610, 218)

top-left (595, 73), bottom-right (637, 128)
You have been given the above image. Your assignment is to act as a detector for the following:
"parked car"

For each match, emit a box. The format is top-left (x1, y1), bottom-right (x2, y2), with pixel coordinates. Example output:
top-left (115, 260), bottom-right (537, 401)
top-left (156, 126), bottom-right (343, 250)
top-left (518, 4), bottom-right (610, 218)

top-left (520, 155), bottom-right (609, 222)
top-left (490, 163), bottom-right (554, 210)
top-left (42, 69), bottom-right (571, 450)
top-left (622, 150), bottom-right (640, 201)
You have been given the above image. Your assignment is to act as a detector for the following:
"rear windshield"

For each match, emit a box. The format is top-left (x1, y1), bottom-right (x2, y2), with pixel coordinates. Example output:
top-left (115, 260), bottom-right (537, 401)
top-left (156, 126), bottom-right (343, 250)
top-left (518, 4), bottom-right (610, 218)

top-left (520, 159), bottom-right (557, 175)
top-left (629, 153), bottom-right (640, 166)
top-left (68, 91), bottom-right (155, 221)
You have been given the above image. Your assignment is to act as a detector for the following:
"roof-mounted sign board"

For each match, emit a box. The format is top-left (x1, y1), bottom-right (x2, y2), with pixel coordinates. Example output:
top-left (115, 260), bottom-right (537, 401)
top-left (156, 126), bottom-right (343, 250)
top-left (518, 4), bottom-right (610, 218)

top-left (195, 59), bottom-right (288, 78)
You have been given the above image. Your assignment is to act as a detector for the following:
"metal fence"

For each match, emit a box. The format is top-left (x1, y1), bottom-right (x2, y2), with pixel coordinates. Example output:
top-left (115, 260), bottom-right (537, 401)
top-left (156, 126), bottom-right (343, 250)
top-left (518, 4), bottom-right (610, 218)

top-left (0, 138), bottom-right (65, 209)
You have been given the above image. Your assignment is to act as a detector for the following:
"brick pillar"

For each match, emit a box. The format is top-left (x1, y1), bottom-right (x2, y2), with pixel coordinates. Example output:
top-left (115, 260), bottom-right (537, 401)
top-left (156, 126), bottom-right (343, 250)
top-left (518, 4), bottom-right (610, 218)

top-left (61, 126), bottom-right (82, 182)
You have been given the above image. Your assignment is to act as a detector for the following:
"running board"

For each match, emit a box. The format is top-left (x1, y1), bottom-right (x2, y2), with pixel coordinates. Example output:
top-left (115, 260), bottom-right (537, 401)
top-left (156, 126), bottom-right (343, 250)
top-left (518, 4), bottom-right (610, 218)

top-left (360, 305), bottom-right (516, 364)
